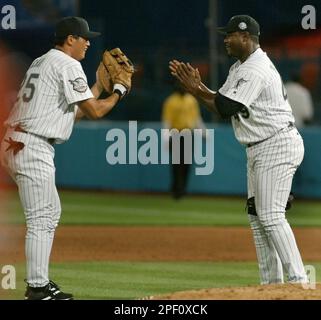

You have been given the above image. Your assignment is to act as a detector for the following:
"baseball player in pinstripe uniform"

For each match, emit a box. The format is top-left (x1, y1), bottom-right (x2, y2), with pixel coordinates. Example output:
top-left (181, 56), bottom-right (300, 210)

top-left (0, 17), bottom-right (130, 300)
top-left (170, 15), bottom-right (308, 284)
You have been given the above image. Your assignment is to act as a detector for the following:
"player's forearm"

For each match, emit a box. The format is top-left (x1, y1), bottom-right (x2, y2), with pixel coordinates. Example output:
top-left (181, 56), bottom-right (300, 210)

top-left (78, 93), bottom-right (120, 120)
top-left (91, 82), bottom-right (104, 99)
top-left (194, 83), bottom-right (218, 114)
top-left (95, 93), bottom-right (120, 118)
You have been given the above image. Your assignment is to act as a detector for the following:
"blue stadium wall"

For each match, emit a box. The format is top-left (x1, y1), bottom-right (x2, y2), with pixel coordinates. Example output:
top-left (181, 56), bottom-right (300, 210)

top-left (55, 121), bottom-right (321, 199)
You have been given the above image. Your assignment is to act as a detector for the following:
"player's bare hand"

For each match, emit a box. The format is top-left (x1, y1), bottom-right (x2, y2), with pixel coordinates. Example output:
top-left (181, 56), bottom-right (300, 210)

top-left (169, 60), bottom-right (201, 95)
top-left (169, 60), bottom-right (181, 75)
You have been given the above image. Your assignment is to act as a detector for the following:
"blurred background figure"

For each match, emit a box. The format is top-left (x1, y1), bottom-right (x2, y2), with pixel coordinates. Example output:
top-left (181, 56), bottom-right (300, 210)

top-left (0, 43), bottom-right (20, 297)
top-left (0, 44), bottom-right (19, 187)
top-left (162, 83), bottom-right (207, 199)
top-left (0, 46), bottom-right (9, 213)
top-left (285, 74), bottom-right (314, 128)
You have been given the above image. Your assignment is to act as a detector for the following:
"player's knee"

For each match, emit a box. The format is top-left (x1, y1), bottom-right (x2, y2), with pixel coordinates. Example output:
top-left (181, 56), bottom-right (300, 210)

top-left (52, 215), bottom-right (61, 228)
top-left (246, 194), bottom-right (293, 220)
top-left (26, 213), bottom-right (59, 232)
top-left (246, 197), bottom-right (286, 229)
top-left (286, 192), bottom-right (294, 210)
top-left (258, 214), bottom-right (287, 230)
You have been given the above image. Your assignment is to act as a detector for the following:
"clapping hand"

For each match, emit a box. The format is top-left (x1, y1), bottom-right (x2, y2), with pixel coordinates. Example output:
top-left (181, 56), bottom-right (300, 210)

top-left (169, 60), bottom-right (201, 95)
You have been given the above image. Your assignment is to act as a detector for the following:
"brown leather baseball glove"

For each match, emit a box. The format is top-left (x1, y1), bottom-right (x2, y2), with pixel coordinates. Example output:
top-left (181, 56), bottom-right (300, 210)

top-left (97, 48), bottom-right (134, 95)
top-left (96, 61), bottom-right (113, 94)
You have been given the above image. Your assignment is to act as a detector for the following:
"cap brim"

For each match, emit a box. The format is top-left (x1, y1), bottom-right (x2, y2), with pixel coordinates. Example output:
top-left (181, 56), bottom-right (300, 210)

top-left (217, 27), bottom-right (228, 35)
top-left (85, 31), bottom-right (101, 38)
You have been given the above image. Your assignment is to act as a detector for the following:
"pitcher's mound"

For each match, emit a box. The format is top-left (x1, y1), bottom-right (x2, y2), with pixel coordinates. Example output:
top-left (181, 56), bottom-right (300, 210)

top-left (147, 283), bottom-right (321, 300)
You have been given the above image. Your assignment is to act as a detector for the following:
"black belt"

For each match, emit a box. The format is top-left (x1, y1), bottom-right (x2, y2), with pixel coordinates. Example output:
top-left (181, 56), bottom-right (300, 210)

top-left (246, 123), bottom-right (295, 148)
top-left (13, 125), bottom-right (55, 145)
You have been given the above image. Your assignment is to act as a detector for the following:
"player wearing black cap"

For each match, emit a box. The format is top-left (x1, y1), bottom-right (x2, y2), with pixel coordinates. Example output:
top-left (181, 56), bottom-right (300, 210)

top-left (1, 16), bottom-right (130, 299)
top-left (170, 15), bottom-right (307, 285)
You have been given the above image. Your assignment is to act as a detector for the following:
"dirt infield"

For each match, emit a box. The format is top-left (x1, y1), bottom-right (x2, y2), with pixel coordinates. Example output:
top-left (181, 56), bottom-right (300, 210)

top-left (147, 283), bottom-right (321, 300)
top-left (1, 225), bottom-right (321, 299)
top-left (1, 225), bottom-right (321, 262)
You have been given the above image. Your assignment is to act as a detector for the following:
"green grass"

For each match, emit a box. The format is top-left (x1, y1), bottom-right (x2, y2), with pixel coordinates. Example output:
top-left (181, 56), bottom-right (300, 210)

top-left (3, 261), bottom-right (321, 300)
top-left (2, 190), bottom-right (321, 300)
top-left (3, 190), bottom-right (321, 227)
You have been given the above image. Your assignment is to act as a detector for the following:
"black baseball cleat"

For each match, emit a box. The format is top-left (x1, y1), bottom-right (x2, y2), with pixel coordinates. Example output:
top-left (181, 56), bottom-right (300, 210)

top-left (25, 280), bottom-right (74, 300)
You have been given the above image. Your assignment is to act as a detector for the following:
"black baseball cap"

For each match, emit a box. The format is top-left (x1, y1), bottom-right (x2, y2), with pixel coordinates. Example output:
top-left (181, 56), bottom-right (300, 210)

top-left (55, 16), bottom-right (101, 39)
top-left (217, 15), bottom-right (260, 36)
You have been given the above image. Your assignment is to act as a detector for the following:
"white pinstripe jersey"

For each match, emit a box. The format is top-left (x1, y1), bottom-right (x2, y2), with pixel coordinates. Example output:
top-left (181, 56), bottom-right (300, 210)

top-left (219, 48), bottom-right (295, 145)
top-left (5, 49), bottom-right (93, 143)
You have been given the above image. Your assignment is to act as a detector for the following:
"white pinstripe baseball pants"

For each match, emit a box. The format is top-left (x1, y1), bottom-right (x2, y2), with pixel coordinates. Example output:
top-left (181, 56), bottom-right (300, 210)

top-left (246, 126), bottom-right (307, 284)
top-left (1, 130), bottom-right (61, 287)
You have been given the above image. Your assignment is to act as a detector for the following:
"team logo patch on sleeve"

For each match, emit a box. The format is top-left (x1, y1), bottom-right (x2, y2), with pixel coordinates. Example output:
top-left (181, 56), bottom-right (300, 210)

top-left (233, 78), bottom-right (248, 93)
top-left (69, 78), bottom-right (88, 93)
top-left (235, 78), bottom-right (248, 89)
